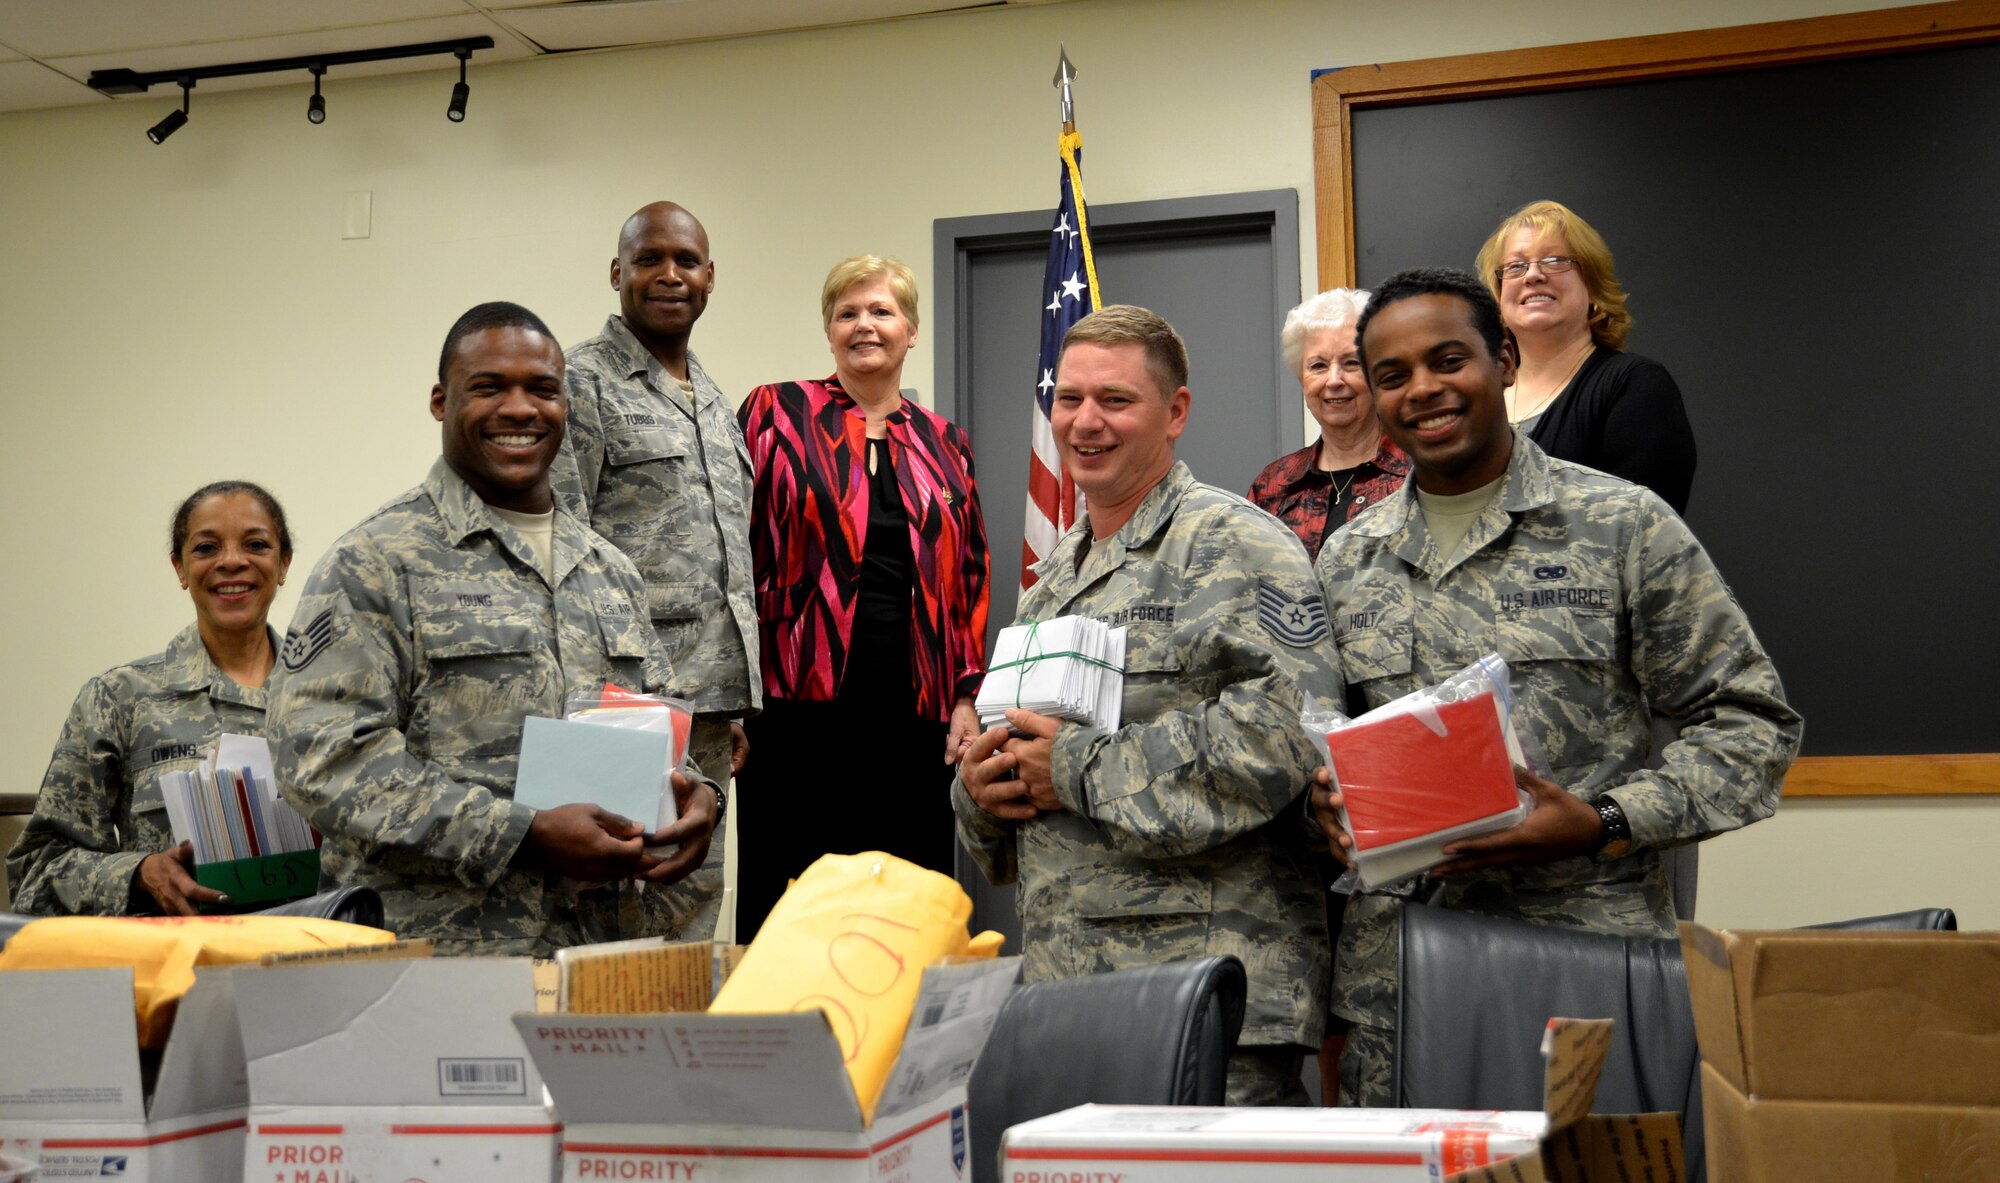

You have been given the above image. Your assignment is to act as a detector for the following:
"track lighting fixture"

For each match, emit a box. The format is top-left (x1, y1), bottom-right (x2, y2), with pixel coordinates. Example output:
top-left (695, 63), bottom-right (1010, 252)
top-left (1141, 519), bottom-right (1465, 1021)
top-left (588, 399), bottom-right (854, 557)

top-left (146, 80), bottom-right (191, 144)
top-left (447, 49), bottom-right (470, 123)
top-left (307, 64), bottom-right (326, 125)
top-left (90, 37), bottom-right (493, 142)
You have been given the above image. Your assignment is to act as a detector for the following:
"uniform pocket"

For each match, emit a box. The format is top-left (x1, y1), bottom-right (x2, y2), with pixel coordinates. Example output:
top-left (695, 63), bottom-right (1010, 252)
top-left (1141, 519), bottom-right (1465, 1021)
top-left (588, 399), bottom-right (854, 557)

top-left (1494, 609), bottom-right (1618, 666)
top-left (411, 585), bottom-right (548, 758)
top-left (1336, 626), bottom-right (1413, 686)
top-left (1068, 868), bottom-right (1212, 920)
top-left (605, 425), bottom-right (689, 467)
top-left (647, 580), bottom-right (706, 624)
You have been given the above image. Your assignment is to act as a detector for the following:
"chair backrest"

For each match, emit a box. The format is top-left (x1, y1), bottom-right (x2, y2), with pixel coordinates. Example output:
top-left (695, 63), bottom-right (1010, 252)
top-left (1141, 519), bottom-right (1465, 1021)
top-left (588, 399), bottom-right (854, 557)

top-left (966, 956), bottom-right (1246, 1183)
top-left (1396, 904), bottom-right (1705, 1181)
top-left (1802, 907), bottom-right (1957, 932)
top-left (254, 885), bottom-right (385, 928)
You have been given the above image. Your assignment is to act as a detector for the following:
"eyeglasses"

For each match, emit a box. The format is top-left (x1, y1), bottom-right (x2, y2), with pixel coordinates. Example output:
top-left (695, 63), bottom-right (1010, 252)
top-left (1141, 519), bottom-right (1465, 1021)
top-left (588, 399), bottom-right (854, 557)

top-left (1494, 255), bottom-right (1578, 282)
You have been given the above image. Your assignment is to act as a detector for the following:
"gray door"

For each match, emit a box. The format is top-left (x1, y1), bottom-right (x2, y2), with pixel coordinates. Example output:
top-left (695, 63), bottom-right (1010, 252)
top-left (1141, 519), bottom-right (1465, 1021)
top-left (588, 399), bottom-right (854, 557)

top-left (933, 189), bottom-right (1302, 943)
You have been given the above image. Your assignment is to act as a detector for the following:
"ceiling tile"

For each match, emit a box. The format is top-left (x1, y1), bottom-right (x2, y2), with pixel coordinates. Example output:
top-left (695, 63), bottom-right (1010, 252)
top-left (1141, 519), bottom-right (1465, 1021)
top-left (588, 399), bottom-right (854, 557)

top-left (496, 0), bottom-right (989, 51)
top-left (0, 58), bottom-right (109, 111)
top-left (0, 0), bottom-right (477, 59)
top-left (45, 14), bottom-right (535, 100)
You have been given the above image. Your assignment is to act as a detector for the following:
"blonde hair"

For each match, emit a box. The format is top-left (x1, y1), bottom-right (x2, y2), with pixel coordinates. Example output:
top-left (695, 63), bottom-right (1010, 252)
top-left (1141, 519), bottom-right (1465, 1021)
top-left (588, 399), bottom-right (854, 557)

top-left (1280, 288), bottom-right (1370, 377)
top-left (1475, 200), bottom-right (1632, 350)
top-left (1060, 304), bottom-right (1189, 398)
top-left (821, 255), bottom-right (920, 331)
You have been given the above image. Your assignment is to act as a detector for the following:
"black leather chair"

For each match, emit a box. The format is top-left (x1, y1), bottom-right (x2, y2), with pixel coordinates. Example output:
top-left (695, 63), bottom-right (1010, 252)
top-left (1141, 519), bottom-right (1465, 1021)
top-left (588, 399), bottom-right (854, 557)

top-left (0, 885), bottom-right (385, 952)
top-left (1803, 907), bottom-right (1956, 931)
top-left (966, 955), bottom-right (1246, 1183)
top-left (1397, 905), bottom-right (1706, 1178)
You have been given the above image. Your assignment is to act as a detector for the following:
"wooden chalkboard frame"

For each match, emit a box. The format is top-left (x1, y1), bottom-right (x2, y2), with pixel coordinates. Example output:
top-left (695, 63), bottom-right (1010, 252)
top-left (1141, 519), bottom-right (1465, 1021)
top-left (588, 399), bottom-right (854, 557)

top-left (1310, 0), bottom-right (2000, 799)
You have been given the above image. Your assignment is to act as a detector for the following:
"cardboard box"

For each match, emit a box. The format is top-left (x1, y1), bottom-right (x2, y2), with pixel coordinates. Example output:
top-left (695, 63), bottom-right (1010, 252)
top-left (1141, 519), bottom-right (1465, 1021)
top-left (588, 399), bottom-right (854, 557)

top-left (235, 956), bottom-right (559, 1182)
top-left (518, 954), bottom-right (1020, 1182)
top-left (0, 965), bottom-right (247, 1180)
top-left (1000, 1018), bottom-right (1683, 1183)
top-left (1682, 922), bottom-right (2000, 1181)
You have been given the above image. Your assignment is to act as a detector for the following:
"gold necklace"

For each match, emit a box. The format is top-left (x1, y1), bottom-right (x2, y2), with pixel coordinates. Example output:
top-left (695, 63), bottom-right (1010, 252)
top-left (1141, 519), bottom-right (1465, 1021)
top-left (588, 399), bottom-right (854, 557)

top-left (1510, 344), bottom-right (1591, 423)
top-left (1328, 470), bottom-right (1358, 503)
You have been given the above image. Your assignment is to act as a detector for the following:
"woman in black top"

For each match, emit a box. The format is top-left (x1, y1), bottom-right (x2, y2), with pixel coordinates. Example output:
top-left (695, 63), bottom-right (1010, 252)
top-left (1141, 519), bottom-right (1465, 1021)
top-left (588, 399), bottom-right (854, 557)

top-left (1476, 200), bottom-right (1697, 514)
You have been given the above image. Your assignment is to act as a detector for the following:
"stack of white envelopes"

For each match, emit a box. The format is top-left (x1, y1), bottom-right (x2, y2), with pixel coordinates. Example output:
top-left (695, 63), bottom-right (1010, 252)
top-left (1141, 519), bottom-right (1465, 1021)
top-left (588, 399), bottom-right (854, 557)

top-left (976, 614), bottom-right (1127, 731)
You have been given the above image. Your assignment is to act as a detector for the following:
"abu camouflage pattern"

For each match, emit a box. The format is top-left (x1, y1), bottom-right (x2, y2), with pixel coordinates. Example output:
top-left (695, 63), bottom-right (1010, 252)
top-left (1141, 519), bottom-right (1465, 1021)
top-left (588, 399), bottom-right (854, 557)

top-left (1317, 436), bottom-right (1801, 1100)
top-left (550, 318), bottom-right (759, 719)
top-left (6, 623), bottom-right (269, 915)
top-left (268, 458), bottom-right (708, 956)
top-left (953, 461), bottom-right (1344, 1048)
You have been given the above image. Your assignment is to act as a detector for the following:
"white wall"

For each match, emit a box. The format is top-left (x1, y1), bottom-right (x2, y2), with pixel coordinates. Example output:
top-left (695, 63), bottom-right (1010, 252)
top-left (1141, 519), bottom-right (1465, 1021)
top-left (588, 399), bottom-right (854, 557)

top-left (4, 0), bottom-right (1988, 928)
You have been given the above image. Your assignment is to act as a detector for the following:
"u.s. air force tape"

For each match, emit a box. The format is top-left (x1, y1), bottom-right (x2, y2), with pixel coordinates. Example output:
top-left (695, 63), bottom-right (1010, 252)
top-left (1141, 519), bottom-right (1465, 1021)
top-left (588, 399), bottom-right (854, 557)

top-left (281, 608), bottom-right (339, 672)
top-left (1256, 581), bottom-right (1330, 647)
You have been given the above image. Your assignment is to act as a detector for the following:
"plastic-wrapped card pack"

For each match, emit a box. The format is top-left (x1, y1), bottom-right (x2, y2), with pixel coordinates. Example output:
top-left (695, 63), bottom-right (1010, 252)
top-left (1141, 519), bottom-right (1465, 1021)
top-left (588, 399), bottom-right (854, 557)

top-left (1306, 654), bottom-right (1540, 890)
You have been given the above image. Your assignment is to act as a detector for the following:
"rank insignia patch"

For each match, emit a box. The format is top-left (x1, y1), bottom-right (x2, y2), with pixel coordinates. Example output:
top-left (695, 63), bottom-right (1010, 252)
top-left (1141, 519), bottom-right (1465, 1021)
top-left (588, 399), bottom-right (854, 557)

top-left (281, 608), bottom-right (338, 672)
top-left (1257, 582), bottom-right (1329, 647)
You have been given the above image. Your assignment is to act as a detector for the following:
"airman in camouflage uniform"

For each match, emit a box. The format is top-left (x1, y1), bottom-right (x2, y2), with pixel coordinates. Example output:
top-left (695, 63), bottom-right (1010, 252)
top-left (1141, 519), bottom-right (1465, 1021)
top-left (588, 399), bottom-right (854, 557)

top-left (268, 303), bottom-right (719, 956)
top-left (7, 624), bottom-right (268, 914)
top-left (1316, 269), bottom-right (1801, 1104)
top-left (957, 307), bottom-right (1343, 1106)
top-left (550, 202), bottom-right (757, 940)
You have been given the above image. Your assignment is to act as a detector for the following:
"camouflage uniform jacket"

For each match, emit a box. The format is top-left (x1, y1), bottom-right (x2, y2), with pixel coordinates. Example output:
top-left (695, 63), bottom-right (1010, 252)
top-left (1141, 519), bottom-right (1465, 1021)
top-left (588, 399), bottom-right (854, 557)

top-left (551, 318), bottom-right (758, 719)
top-left (268, 459), bottom-right (708, 955)
top-left (952, 461), bottom-right (1343, 1047)
top-left (1318, 436), bottom-right (1801, 1030)
top-left (7, 624), bottom-right (270, 915)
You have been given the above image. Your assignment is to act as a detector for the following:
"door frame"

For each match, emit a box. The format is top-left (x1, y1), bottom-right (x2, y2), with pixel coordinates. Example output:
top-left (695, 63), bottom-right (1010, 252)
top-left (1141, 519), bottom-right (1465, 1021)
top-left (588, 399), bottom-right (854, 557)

top-left (932, 188), bottom-right (1302, 448)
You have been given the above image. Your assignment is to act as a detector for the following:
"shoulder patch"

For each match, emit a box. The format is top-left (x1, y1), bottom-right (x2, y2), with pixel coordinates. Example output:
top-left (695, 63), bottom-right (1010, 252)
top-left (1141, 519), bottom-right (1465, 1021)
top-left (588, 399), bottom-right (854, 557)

top-left (280, 609), bottom-right (339, 672)
top-left (1257, 581), bottom-right (1330, 647)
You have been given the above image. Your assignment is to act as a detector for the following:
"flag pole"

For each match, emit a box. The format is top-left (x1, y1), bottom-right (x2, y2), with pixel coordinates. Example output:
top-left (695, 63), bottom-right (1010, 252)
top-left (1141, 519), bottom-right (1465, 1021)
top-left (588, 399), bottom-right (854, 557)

top-left (1023, 46), bottom-right (1102, 590)
top-left (1054, 45), bottom-right (1076, 130)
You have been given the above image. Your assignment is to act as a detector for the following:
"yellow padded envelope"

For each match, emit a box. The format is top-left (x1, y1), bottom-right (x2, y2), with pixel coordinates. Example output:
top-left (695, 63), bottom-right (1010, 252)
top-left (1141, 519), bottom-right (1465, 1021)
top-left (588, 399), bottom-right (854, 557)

top-left (0, 914), bottom-right (396, 1047)
top-left (709, 851), bottom-right (1003, 1121)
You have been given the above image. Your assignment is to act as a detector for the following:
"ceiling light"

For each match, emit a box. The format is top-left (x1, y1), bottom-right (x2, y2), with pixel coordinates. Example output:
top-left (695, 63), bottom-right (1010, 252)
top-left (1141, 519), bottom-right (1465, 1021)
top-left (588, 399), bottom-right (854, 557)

top-left (89, 37), bottom-right (493, 142)
top-left (307, 64), bottom-right (325, 125)
top-left (447, 49), bottom-right (470, 123)
top-left (147, 80), bottom-right (191, 144)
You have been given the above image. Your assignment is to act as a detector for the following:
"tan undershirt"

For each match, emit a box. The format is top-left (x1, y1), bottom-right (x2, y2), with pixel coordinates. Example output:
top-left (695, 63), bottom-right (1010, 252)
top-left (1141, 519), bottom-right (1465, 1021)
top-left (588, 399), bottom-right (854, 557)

top-left (489, 505), bottom-right (556, 582)
top-left (1415, 474), bottom-right (1505, 566)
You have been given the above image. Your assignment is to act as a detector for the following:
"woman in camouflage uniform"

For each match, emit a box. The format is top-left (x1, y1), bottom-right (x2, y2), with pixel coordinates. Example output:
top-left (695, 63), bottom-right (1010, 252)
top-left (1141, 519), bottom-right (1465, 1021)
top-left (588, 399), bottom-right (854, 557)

top-left (6, 481), bottom-right (293, 915)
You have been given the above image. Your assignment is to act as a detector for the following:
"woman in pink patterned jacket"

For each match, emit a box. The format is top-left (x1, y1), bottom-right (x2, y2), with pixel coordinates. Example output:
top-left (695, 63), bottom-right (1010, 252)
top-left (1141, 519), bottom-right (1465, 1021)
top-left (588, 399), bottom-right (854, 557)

top-left (733, 255), bottom-right (990, 939)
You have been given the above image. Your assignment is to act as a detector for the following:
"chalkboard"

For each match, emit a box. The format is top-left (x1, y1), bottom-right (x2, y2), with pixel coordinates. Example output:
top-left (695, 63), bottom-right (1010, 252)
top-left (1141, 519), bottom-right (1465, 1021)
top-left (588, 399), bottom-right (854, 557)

top-left (1332, 31), bottom-right (2000, 759)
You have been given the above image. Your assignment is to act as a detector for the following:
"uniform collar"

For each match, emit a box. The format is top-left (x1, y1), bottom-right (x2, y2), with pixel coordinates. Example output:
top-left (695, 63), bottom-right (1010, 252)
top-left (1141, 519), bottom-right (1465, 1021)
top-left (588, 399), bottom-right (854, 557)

top-left (1028, 460), bottom-right (1196, 595)
top-left (158, 621), bottom-right (276, 704)
top-left (1105, 458), bottom-right (1197, 549)
top-left (1348, 431), bottom-right (1552, 540)
top-left (603, 315), bottom-right (720, 411)
top-left (425, 457), bottom-right (589, 585)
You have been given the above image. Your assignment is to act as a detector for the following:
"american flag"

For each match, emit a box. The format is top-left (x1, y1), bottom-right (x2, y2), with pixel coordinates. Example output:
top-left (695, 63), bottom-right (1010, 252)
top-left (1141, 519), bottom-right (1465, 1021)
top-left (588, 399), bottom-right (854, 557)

top-left (1022, 125), bottom-right (1101, 589)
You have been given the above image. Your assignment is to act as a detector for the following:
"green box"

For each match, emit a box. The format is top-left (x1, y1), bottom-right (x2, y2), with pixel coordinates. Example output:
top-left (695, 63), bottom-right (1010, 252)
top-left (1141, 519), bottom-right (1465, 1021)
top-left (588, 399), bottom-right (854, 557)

top-left (194, 849), bottom-right (322, 907)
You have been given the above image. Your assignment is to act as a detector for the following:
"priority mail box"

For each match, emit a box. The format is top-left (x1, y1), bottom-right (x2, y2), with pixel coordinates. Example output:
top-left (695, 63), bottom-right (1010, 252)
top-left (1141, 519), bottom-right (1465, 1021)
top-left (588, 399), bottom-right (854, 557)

top-left (235, 957), bottom-right (559, 1182)
top-left (1682, 922), bottom-right (2000, 1181)
top-left (1001, 1018), bottom-right (1682, 1183)
top-left (518, 955), bottom-right (1020, 1182)
top-left (0, 965), bottom-right (247, 1181)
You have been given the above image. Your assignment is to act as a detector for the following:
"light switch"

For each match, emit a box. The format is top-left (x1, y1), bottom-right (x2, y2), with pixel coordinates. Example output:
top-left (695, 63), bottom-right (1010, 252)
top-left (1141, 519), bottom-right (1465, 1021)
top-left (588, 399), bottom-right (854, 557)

top-left (343, 190), bottom-right (372, 240)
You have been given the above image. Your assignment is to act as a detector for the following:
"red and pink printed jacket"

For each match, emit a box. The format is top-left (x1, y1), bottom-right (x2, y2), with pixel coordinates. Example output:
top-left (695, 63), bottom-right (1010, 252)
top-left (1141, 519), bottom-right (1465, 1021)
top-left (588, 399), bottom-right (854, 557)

top-left (738, 376), bottom-right (990, 721)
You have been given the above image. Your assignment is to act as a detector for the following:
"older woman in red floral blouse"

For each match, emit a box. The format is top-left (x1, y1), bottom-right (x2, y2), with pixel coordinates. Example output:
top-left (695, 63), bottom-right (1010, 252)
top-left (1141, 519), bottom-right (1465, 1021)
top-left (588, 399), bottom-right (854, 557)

top-left (1249, 288), bottom-right (1409, 562)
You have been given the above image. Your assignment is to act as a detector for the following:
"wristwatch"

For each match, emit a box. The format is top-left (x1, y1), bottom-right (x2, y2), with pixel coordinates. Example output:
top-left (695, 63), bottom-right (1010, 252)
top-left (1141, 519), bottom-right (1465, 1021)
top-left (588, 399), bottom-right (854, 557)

top-left (1594, 797), bottom-right (1633, 859)
top-left (708, 782), bottom-right (728, 831)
